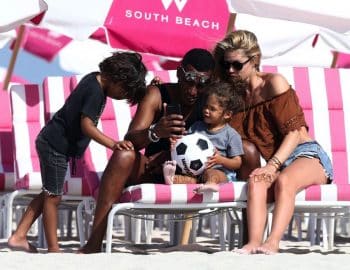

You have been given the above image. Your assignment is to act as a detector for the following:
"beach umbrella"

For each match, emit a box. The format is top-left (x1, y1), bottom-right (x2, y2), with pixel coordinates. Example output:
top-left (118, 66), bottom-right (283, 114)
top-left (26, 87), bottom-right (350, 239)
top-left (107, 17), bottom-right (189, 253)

top-left (1, 0), bottom-right (233, 89)
top-left (228, 0), bottom-right (350, 67)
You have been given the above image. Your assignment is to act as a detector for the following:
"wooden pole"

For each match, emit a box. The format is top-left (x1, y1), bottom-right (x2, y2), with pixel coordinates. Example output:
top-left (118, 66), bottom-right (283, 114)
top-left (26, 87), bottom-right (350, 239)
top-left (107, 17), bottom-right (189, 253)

top-left (180, 214), bottom-right (193, 245)
top-left (226, 13), bottom-right (237, 34)
top-left (3, 25), bottom-right (26, 91)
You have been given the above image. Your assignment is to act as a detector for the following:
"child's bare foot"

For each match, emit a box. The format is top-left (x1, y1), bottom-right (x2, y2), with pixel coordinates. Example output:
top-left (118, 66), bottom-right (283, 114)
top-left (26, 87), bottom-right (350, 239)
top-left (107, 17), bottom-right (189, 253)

top-left (8, 235), bottom-right (38, 253)
top-left (193, 183), bottom-right (220, 194)
top-left (256, 240), bottom-right (279, 255)
top-left (232, 243), bottom-right (259, 254)
top-left (163, 160), bottom-right (177, 185)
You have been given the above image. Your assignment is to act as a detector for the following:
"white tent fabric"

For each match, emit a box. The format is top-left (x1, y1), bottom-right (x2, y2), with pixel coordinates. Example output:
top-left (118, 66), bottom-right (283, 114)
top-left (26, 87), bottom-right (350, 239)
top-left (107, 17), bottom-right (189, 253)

top-left (229, 0), bottom-right (350, 33)
top-left (0, 0), bottom-right (47, 32)
top-left (229, 1), bottom-right (350, 66)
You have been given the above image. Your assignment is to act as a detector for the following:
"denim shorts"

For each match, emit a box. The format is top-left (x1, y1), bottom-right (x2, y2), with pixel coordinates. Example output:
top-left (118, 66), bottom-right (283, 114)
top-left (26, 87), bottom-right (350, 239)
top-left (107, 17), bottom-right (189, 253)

top-left (282, 141), bottom-right (334, 183)
top-left (36, 133), bottom-right (68, 195)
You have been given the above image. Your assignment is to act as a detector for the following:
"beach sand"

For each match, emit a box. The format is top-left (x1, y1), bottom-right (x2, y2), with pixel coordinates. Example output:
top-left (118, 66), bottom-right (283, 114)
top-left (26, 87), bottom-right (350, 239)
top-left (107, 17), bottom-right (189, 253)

top-left (1, 225), bottom-right (350, 270)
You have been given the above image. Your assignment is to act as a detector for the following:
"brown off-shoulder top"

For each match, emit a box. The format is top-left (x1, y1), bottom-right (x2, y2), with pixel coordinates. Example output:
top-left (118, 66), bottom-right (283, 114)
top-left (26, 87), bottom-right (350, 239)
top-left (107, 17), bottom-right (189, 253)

top-left (230, 88), bottom-right (308, 160)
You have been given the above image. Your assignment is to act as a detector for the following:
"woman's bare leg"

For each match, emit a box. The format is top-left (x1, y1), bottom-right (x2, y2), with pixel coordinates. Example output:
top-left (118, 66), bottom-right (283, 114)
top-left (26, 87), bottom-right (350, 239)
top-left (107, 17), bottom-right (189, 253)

top-left (237, 140), bottom-right (261, 246)
top-left (236, 179), bottom-right (272, 254)
top-left (43, 194), bottom-right (62, 252)
top-left (7, 192), bottom-right (45, 253)
top-left (258, 158), bottom-right (327, 254)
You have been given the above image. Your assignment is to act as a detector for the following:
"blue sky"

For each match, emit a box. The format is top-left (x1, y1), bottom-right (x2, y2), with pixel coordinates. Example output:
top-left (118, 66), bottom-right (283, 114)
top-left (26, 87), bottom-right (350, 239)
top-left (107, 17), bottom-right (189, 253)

top-left (0, 43), bottom-right (73, 84)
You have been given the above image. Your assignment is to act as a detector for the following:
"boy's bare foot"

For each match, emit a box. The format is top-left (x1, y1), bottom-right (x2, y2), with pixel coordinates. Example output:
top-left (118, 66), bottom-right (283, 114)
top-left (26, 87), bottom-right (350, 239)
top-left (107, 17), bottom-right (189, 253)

top-left (8, 235), bottom-right (38, 253)
top-left (193, 183), bottom-right (220, 194)
top-left (163, 160), bottom-right (177, 185)
top-left (256, 240), bottom-right (279, 255)
top-left (232, 243), bottom-right (259, 254)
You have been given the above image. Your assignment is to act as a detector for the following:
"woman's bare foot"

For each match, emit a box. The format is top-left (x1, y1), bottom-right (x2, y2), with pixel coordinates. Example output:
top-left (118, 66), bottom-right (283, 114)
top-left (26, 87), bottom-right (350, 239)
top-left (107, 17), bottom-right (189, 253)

top-left (193, 183), bottom-right (220, 194)
top-left (163, 160), bottom-right (177, 185)
top-left (256, 240), bottom-right (279, 255)
top-left (8, 235), bottom-right (38, 253)
top-left (233, 243), bottom-right (260, 254)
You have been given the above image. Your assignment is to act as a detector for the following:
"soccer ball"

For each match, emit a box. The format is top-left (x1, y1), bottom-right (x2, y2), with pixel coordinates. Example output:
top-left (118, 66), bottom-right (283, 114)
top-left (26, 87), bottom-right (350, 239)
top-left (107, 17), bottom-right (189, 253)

top-left (171, 133), bottom-right (215, 176)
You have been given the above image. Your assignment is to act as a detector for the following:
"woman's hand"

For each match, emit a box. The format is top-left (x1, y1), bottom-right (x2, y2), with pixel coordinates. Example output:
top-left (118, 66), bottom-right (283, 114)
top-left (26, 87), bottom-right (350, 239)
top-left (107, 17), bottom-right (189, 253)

top-left (249, 163), bottom-right (278, 187)
top-left (112, 140), bottom-right (134, 151)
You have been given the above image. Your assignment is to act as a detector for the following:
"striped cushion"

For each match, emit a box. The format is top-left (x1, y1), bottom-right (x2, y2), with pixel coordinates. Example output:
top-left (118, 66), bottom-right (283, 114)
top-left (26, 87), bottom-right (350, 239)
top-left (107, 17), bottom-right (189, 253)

top-left (119, 182), bottom-right (247, 204)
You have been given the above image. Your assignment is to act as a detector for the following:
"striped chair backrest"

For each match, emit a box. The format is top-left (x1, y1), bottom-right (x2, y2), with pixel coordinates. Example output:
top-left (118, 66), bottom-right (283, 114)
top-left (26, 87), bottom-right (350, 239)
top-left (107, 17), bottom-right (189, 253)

top-left (0, 90), bottom-right (14, 191)
top-left (10, 84), bottom-right (45, 190)
top-left (261, 66), bottom-right (350, 201)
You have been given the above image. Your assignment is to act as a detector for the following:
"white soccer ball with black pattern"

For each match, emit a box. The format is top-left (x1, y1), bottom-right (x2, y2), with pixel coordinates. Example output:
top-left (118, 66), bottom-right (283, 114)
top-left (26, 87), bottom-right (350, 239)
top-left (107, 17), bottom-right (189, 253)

top-left (171, 133), bottom-right (215, 176)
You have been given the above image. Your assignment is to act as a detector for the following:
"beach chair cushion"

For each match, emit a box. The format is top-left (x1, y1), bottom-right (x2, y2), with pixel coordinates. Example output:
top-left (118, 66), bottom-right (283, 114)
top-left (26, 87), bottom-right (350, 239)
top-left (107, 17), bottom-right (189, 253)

top-left (119, 182), bottom-right (247, 204)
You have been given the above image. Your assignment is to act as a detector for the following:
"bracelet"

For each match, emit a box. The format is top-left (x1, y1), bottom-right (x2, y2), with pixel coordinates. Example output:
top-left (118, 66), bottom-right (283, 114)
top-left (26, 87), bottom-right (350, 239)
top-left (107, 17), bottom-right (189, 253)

top-left (148, 123), bottom-right (160, 142)
top-left (268, 156), bottom-right (282, 171)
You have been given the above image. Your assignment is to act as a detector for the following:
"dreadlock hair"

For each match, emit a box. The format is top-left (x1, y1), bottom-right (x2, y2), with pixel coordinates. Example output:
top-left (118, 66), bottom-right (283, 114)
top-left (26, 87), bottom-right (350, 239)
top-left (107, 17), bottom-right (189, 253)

top-left (99, 52), bottom-right (147, 105)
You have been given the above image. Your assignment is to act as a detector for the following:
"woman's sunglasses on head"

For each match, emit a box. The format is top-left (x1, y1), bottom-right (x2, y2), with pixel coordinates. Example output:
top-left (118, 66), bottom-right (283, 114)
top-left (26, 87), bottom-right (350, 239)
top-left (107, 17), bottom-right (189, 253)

top-left (180, 67), bottom-right (211, 87)
top-left (221, 55), bottom-right (255, 71)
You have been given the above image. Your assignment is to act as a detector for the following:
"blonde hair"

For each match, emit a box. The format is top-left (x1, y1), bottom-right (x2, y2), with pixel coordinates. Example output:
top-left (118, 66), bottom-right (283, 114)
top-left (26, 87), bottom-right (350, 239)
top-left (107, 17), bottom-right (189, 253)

top-left (213, 30), bottom-right (261, 80)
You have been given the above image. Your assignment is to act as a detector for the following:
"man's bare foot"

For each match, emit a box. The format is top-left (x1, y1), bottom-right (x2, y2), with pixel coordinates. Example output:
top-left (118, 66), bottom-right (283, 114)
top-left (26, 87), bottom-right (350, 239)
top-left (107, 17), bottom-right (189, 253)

top-left (232, 243), bottom-right (259, 254)
top-left (256, 240), bottom-right (279, 255)
top-left (163, 160), bottom-right (177, 185)
top-left (193, 183), bottom-right (220, 194)
top-left (8, 235), bottom-right (38, 253)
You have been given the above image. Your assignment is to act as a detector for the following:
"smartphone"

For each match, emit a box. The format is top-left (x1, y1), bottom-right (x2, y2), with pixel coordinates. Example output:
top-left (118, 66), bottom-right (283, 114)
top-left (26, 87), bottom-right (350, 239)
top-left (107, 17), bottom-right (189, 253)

top-left (166, 104), bottom-right (182, 116)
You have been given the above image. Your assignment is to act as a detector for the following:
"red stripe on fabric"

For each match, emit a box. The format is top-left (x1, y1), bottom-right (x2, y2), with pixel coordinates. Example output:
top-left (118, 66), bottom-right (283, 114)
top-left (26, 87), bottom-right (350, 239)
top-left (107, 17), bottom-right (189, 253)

top-left (261, 65), bottom-right (278, 73)
top-left (187, 184), bottom-right (203, 203)
top-left (42, 78), bottom-right (51, 122)
top-left (0, 174), bottom-right (4, 190)
top-left (119, 190), bottom-right (132, 203)
top-left (305, 185), bottom-right (321, 201)
top-left (131, 187), bottom-right (142, 202)
top-left (155, 184), bottom-right (171, 204)
top-left (324, 69), bottom-right (348, 185)
top-left (293, 67), bottom-right (314, 137)
top-left (338, 184), bottom-right (350, 201)
top-left (63, 77), bottom-right (71, 99)
top-left (153, 70), bottom-right (171, 83)
top-left (0, 131), bottom-right (14, 170)
top-left (219, 183), bottom-right (234, 202)
top-left (70, 76), bottom-right (78, 90)
top-left (24, 85), bottom-right (42, 171)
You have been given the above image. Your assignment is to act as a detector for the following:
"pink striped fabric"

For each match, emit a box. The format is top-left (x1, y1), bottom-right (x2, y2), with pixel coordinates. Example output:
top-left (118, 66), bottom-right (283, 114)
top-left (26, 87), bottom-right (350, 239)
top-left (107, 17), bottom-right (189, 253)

top-left (0, 90), bottom-right (14, 191)
top-left (120, 182), bottom-right (247, 204)
top-left (11, 84), bottom-right (44, 190)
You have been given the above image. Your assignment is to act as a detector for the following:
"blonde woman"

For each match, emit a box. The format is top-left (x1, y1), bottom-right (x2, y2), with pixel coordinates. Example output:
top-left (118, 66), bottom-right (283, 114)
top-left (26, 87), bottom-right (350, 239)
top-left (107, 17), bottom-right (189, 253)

top-left (213, 30), bottom-right (333, 254)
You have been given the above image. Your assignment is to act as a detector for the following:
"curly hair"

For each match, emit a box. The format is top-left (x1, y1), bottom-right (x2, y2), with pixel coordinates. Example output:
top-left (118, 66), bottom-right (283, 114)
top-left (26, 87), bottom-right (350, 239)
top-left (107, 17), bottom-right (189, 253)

top-left (99, 52), bottom-right (147, 105)
top-left (202, 78), bottom-right (247, 115)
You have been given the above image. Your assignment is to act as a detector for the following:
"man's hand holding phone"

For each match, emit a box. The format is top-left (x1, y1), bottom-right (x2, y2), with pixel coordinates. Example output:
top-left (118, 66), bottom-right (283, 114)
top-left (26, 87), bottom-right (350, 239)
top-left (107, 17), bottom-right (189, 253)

top-left (165, 103), bottom-right (185, 137)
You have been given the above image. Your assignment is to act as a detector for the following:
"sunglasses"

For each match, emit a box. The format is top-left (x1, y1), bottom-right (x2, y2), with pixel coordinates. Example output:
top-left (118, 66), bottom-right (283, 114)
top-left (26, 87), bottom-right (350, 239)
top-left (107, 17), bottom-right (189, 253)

top-left (180, 67), bottom-right (211, 87)
top-left (221, 56), bottom-right (255, 71)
